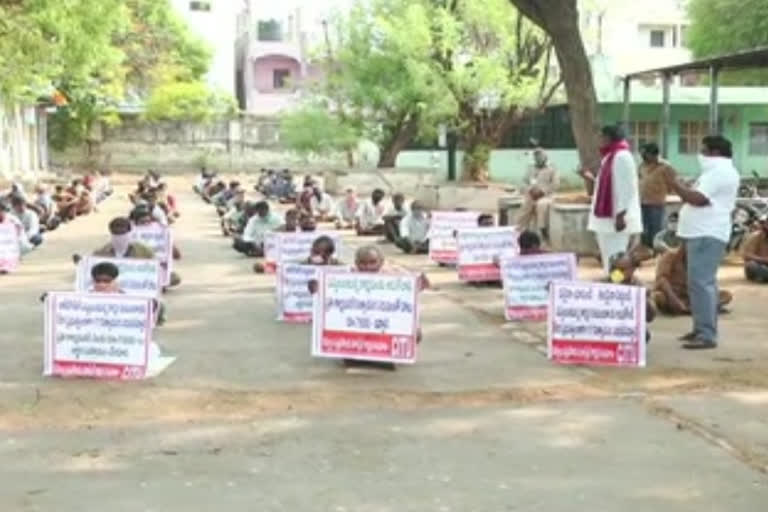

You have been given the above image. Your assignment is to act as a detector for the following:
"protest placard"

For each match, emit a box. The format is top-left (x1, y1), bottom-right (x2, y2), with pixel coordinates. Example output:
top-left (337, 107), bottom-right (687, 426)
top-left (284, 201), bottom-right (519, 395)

top-left (548, 281), bottom-right (646, 367)
top-left (264, 231), bottom-right (343, 273)
top-left (276, 263), bottom-right (320, 323)
top-left (456, 227), bottom-right (518, 282)
top-left (43, 292), bottom-right (153, 380)
top-left (132, 223), bottom-right (173, 286)
top-left (428, 211), bottom-right (481, 265)
top-left (76, 256), bottom-right (162, 298)
top-left (0, 221), bottom-right (21, 273)
top-left (501, 253), bottom-right (577, 321)
top-left (312, 270), bottom-right (419, 364)
top-left (263, 232), bottom-right (279, 273)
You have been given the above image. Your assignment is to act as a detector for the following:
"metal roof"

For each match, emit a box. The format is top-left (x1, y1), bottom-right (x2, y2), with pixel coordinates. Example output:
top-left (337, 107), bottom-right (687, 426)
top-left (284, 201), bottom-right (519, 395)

top-left (625, 47), bottom-right (768, 78)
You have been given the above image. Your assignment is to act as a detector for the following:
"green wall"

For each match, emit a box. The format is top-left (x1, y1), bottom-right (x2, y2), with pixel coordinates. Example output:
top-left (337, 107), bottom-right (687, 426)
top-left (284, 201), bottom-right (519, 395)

top-left (396, 102), bottom-right (768, 187)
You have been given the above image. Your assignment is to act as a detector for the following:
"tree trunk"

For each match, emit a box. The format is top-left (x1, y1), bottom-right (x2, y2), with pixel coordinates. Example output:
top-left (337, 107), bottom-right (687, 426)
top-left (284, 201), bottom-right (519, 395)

top-left (510, 0), bottom-right (601, 173)
top-left (377, 114), bottom-right (419, 168)
top-left (461, 138), bottom-right (492, 181)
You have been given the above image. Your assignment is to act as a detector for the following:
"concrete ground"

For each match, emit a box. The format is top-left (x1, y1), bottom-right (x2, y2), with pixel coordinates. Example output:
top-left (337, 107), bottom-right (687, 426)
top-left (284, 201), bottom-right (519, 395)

top-left (2, 176), bottom-right (768, 511)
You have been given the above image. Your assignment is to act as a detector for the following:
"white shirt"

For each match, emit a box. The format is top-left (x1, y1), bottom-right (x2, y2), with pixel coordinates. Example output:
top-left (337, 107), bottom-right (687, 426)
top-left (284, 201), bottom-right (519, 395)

top-left (677, 156), bottom-right (740, 243)
top-left (587, 149), bottom-right (642, 234)
top-left (399, 213), bottom-right (430, 243)
top-left (242, 212), bottom-right (282, 244)
top-left (152, 205), bottom-right (168, 226)
top-left (356, 199), bottom-right (387, 230)
top-left (310, 192), bottom-right (335, 214)
top-left (13, 208), bottom-right (40, 238)
top-left (335, 198), bottom-right (359, 221)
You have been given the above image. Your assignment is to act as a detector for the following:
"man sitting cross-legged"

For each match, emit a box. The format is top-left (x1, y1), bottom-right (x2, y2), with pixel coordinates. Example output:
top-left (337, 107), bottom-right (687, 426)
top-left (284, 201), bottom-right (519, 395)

top-left (652, 244), bottom-right (732, 315)
top-left (395, 201), bottom-right (430, 255)
top-left (742, 214), bottom-right (768, 283)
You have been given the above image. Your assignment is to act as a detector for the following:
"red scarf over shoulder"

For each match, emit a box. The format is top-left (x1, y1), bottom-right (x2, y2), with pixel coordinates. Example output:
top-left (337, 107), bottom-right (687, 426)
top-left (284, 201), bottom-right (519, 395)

top-left (593, 140), bottom-right (630, 218)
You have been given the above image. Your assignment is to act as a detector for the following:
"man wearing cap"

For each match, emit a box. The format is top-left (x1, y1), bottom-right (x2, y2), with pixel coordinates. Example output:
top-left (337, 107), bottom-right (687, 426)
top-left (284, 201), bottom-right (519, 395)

top-left (742, 215), bottom-right (768, 283)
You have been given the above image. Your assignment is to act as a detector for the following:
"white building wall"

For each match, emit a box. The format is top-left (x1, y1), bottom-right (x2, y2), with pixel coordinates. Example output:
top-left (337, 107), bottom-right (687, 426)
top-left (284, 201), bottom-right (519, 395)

top-left (171, 0), bottom-right (239, 96)
top-left (0, 103), bottom-right (46, 181)
top-left (579, 0), bottom-right (692, 76)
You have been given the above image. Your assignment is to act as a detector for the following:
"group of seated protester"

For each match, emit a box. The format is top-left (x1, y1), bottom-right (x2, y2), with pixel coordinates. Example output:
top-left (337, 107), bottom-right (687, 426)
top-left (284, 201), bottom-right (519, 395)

top-left (128, 170), bottom-right (180, 224)
top-left (0, 172), bottom-right (113, 259)
top-left (255, 168), bottom-right (298, 203)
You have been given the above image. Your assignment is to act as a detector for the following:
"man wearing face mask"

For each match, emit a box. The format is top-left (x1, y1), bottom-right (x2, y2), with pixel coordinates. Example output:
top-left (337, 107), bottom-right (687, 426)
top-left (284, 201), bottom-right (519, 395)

top-left (668, 135), bottom-right (740, 350)
top-left (516, 148), bottom-right (559, 239)
top-left (652, 212), bottom-right (682, 255)
top-left (73, 217), bottom-right (155, 264)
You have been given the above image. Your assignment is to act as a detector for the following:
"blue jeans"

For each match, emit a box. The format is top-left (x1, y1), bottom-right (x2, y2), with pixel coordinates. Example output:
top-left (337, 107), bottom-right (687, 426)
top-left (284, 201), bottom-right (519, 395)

top-left (686, 237), bottom-right (726, 342)
top-left (641, 204), bottom-right (665, 248)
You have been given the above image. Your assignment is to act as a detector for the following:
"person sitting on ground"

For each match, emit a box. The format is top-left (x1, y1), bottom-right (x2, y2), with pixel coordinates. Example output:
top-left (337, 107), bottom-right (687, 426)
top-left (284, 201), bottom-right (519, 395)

top-left (156, 182), bottom-right (180, 220)
top-left (0, 201), bottom-right (30, 269)
top-left (53, 184), bottom-right (78, 222)
top-left (194, 167), bottom-right (215, 195)
top-left (78, 217), bottom-right (155, 262)
top-left (652, 211), bottom-right (682, 255)
top-left (87, 261), bottom-right (166, 326)
top-left (296, 181), bottom-right (315, 214)
top-left (606, 252), bottom-right (655, 343)
top-left (279, 208), bottom-right (301, 233)
top-left (742, 214), bottom-right (768, 283)
top-left (234, 200), bottom-right (281, 257)
top-left (652, 244), bottom-right (732, 315)
top-left (10, 195), bottom-right (42, 248)
top-left (93, 170), bottom-right (113, 203)
top-left (335, 187), bottom-right (359, 229)
top-left (304, 235), bottom-right (343, 266)
top-left (395, 201), bottom-right (430, 255)
top-left (129, 180), bottom-right (149, 205)
top-left (255, 169), bottom-right (272, 194)
top-left (202, 180), bottom-right (226, 204)
top-left (299, 211), bottom-right (317, 232)
top-left (29, 184), bottom-right (59, 232)
top-left (310, 186), bottom-right (336, 222)
top-left (278, 170), bottom-right (298, 203)
top-left (383, 192), bottom-right (409, 242)
top-left (518, 229), bottom-right (548, 256)
top-left (68, 179), bottom-right (94, 216)
top-left (140, 190), bottom-right (169, 226)
top-left (221, 190), bottom-right (247, 236)
top-left (213, 181), bottom-right (241, 212)
top-left (356, 188), bottom-right (388, 236)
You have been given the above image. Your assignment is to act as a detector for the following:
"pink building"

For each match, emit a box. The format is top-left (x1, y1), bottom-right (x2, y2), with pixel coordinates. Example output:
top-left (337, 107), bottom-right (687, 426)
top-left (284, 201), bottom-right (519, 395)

top-left (236, 5), bottom-right (315, 116)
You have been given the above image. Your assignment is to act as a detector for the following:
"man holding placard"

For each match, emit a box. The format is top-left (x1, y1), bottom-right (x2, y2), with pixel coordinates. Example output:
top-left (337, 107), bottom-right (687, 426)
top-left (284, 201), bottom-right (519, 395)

top-left (456, 226), bottom-right (518, 283)
top-left (0, 203), bottom-right (23, 274)
top-left (501, 251), bottom-right (576, 321)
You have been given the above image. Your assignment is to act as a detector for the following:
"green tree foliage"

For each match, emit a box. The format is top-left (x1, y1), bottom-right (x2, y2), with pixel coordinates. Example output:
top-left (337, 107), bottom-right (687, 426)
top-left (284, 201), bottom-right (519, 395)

top-left (1, 0), bottom-right (225, 152)
top-left (315, 0), bottom-right (559, 178)
top-left (687, 0), bottom-right (768, 85)
top-left (144, 81), bottom-right (236, 122)
top-left (280, 106), bottom-right (358, 160)
top-left (687, 0), bottom-right (768, 57)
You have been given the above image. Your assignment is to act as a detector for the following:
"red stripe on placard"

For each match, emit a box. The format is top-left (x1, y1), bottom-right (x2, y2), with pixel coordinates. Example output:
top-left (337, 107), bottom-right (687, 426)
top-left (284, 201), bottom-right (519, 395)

top-left (506, 306), bottom-right (547, 322)
top-left (458, 264), bottom-right (501, 282)
top-left (320, 330), bottom-right (415, 362)
top-left (52, 362), bottom-right (146, 380)
top-left (283, 312), bottom-right (312, 324)
top-left (430, 250), bottom-right (458, 264)
top-left (550, 340), bottom-right (640, 367)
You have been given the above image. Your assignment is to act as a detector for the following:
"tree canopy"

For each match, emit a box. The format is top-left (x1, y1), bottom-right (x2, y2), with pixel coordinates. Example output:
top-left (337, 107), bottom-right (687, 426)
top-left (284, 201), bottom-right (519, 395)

top-left (0, 0), bottom-right (230, 151)
top-left (687, 0), bottom-right (768, 57)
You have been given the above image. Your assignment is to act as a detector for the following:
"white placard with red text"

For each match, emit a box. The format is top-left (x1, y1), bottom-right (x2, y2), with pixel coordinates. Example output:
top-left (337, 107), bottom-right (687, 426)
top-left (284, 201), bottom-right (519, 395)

top-left (44, 292), bottom-right (153, 380)
top-left (312, 270), bottom-right (419, 364)
top-left (76, 256), bottom-right (162, 298)
top-left (264, 231), bottom-right (343, 274)
top-left (132, 223), bottom-right (173, 286)
top-left (276, 263), bottom-right (320, 323)
top-left (456, 227), bottom-right (518, 282)
top-left (0, 220), bottom-right (21, 273)
top-left (428, 211), bottom-right (480, 265)
top-left (548, 281), bottom-right (646, 367)
top-left (501, 253), bottom-right (577, 321)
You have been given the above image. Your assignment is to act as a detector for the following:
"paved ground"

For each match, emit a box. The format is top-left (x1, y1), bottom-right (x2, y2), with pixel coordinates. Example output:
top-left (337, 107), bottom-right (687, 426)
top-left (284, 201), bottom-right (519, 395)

top-left (2, 176), bottom-right (768, 511)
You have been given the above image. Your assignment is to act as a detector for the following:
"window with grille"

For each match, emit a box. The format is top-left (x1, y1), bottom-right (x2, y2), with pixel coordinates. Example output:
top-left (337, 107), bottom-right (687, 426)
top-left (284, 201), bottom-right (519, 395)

top-left (749, 123), bottom-right (768, 155)
top-left (678, 121), bottom-right (710, 154)
top-left (650, 30), bottom-right (666, 48)
top-left (628, 121), bottom-right (660, 150)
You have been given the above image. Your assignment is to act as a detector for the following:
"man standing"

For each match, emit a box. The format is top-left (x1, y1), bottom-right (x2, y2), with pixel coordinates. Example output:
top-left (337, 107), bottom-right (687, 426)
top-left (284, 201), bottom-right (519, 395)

top-left (579, 125), bottom-right (642, 275)
top-left (638, 143), bottom-right (674, 252)
top-left (669, 135), bottom-right (740, 349)
top-left (516, 148), bottom-right (559, 239)
top-left (742, 214), bottom-right (768, 283)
